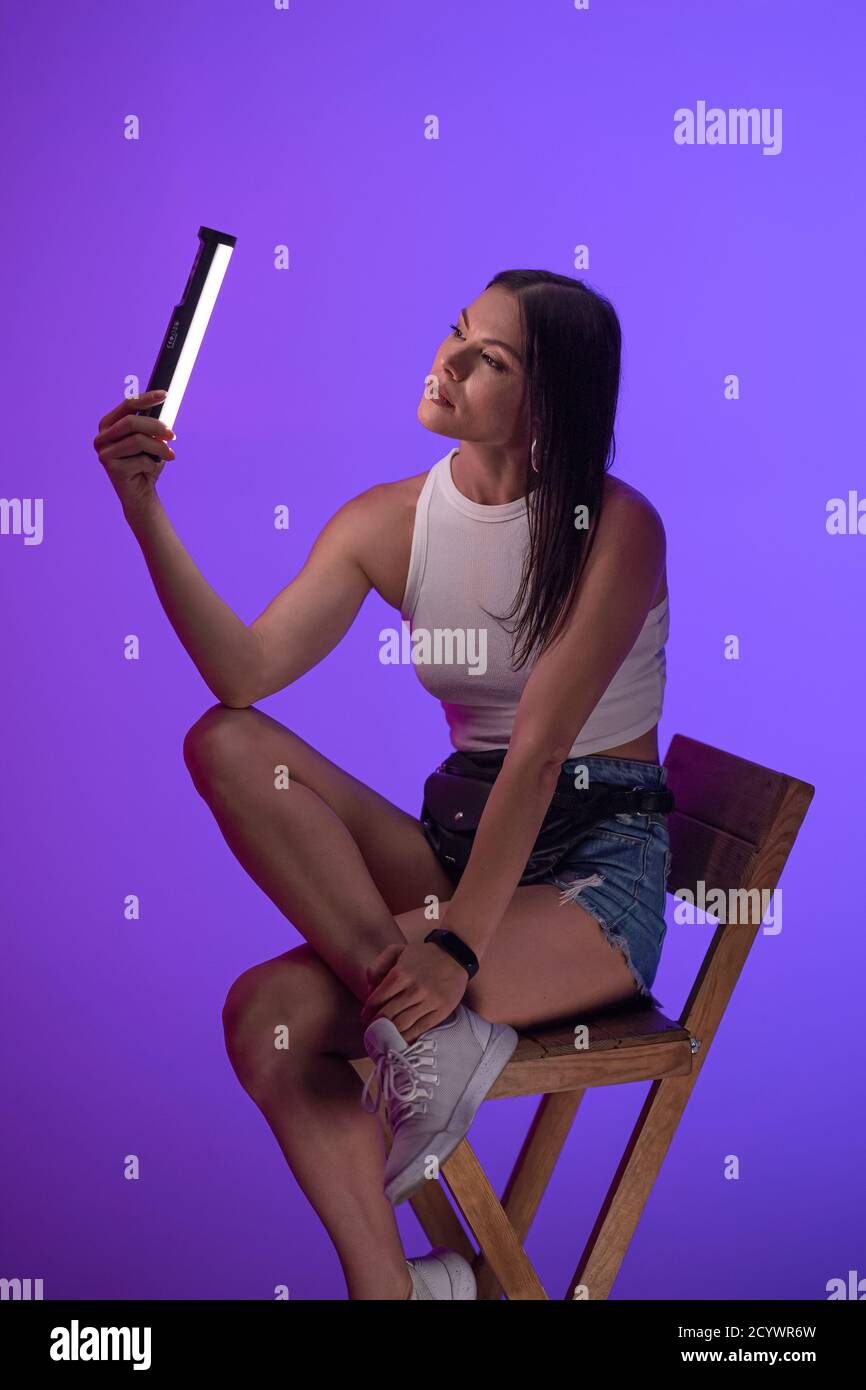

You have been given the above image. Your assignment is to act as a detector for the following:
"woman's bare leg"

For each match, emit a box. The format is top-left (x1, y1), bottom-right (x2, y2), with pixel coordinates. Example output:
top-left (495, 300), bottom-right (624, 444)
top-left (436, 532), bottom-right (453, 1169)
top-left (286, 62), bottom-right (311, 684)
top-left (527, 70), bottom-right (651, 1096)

top-left (183, 702), bottom-right (457, 1300)
top-left (222, 945), bottom-right (418, 1301)
top-left (182, 703), bottom-right (456, 999)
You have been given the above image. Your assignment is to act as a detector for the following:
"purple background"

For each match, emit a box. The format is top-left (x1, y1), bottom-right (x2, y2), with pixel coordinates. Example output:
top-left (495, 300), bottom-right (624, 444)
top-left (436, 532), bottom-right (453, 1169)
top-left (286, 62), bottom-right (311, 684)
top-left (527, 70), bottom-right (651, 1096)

top-left (2, 0), bottom-right (864, 1301)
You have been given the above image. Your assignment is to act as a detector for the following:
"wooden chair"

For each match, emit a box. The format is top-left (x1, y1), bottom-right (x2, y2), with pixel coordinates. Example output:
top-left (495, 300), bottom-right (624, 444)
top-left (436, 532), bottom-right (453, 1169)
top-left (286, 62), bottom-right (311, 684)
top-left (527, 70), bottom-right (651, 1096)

top-left (351, 734), bottom-right (815, 1299)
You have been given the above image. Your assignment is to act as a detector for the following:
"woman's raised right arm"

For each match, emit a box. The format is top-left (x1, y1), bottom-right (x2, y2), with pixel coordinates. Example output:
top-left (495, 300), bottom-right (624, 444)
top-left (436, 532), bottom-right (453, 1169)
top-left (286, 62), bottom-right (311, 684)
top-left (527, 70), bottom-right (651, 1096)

top-left (123, 492), bottom-right (264, 707)
top-left (93, 389), bottom-right (374, 708)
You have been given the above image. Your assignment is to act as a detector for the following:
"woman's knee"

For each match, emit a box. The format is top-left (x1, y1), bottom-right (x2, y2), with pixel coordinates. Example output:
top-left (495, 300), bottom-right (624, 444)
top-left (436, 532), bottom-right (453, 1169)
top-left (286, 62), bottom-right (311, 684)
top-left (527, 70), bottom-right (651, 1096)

top-left (222, 948), bottom-right (350, 1090)
top-left (183, 703), bottom-right (262, 790)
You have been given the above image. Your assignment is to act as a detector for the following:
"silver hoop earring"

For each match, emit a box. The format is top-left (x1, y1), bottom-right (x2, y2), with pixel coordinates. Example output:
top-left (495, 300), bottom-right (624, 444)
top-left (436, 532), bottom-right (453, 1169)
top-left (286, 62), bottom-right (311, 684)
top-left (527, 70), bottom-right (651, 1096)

top-left (530, 437), bottom-right (540, 472)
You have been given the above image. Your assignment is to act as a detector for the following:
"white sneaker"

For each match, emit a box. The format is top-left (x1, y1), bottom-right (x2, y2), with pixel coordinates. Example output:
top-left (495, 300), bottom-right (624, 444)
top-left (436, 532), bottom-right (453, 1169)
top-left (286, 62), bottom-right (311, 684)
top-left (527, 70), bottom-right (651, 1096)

top-left (361, 1003), bottom-right (519, 1206)
top-left (406, 1247), bottom-right (477, 1300)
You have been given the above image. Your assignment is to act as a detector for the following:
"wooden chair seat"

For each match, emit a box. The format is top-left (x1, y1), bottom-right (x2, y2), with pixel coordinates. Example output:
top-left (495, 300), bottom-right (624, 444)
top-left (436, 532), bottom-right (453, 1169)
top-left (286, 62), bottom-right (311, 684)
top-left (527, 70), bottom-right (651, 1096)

top-left (487, 1000), bottom-right (695, 1099)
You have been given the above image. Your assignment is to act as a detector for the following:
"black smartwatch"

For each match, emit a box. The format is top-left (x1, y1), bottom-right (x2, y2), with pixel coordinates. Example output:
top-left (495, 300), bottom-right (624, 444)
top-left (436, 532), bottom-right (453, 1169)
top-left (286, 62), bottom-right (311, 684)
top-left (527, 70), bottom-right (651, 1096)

top-left (424, 928), bottom-right (479, 980)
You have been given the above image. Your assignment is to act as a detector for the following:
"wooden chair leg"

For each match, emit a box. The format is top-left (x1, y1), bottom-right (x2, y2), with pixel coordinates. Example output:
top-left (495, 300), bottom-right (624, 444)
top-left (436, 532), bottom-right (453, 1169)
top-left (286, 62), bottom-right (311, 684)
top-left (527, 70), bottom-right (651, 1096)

top-left (441, 1140), bottom-right (549, 1299)
top-left (567, 1070), bottom-right (695, 1299)
top-left (475, 1088), bottom-right (584, 1301)
top-left (406, 1179), bottom-right (477, 1264)
top-left (354, 1054), bottom-right (569, 1298)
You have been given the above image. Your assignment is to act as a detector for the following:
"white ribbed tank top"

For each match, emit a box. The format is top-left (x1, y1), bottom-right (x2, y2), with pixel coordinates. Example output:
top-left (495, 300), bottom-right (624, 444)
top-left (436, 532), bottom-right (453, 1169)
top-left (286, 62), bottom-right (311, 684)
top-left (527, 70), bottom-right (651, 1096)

top-left (399, 447), bottom-right (669, 756)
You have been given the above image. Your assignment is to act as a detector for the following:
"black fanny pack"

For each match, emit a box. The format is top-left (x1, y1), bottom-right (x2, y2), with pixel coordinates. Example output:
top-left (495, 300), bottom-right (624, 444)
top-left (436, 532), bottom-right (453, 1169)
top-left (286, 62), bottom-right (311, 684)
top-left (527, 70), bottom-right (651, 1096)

top-left (420, 748), bottom-right (675, 886)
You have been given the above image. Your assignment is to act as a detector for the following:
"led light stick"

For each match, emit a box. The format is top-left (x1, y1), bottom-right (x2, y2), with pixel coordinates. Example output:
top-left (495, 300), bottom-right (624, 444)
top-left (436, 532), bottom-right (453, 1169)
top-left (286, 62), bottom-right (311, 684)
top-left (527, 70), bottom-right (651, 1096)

top-left (136, 224), bottom-right (236, 459)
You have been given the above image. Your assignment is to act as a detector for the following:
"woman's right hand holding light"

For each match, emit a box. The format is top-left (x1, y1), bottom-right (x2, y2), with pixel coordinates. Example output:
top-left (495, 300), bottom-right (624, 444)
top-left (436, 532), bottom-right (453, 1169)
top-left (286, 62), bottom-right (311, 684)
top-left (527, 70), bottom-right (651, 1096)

top-left (92, 389), bottom-right (176, 524)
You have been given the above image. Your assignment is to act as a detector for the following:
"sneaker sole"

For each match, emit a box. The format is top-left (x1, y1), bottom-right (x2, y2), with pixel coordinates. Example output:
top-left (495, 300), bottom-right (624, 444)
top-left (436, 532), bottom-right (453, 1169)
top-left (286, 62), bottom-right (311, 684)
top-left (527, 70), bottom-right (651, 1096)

top-left (425, 1249), bottom-right (479, 1300)
top-left (440, 1252), bottom-right (478, 1300)
top-left (384, 1020), bottom-right (519, 1205)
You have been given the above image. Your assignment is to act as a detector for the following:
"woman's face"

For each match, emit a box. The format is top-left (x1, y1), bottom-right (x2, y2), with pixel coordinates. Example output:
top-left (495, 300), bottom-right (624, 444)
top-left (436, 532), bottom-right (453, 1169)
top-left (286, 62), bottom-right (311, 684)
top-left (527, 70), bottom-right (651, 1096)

top-left (418, 286), bottom-right (529, 448)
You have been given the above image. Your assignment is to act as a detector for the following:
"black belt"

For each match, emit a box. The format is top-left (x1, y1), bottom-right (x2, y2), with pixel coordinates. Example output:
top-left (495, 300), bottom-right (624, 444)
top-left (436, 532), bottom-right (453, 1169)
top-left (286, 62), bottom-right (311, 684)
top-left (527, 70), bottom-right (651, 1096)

top-left (547, 783), bottom-right (675, 816)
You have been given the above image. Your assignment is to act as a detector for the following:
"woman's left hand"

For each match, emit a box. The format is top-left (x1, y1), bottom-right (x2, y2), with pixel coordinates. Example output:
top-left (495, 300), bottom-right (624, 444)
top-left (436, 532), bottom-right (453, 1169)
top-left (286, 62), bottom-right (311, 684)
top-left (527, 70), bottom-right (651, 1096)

top-left (360, 939), bottom-right (470, 1044)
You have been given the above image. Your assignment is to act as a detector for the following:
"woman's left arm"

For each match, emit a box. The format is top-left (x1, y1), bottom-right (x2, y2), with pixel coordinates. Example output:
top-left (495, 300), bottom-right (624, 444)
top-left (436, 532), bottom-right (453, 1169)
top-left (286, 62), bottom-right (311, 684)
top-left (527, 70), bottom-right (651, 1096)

top-left (441, 487), bottom-right (666, 963)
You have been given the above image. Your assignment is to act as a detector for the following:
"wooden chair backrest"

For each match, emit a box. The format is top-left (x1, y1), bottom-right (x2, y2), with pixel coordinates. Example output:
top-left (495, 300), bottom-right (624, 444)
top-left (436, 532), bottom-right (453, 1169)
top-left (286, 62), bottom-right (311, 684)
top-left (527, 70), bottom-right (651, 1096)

top-left (662, 734), bottom-right (814, 1043)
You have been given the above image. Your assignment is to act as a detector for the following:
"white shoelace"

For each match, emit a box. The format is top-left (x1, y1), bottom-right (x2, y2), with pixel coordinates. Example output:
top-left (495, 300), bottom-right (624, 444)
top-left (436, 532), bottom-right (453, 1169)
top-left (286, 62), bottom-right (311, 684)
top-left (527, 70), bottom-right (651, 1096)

top-left (361, 1037), bottom-right (440, 1127)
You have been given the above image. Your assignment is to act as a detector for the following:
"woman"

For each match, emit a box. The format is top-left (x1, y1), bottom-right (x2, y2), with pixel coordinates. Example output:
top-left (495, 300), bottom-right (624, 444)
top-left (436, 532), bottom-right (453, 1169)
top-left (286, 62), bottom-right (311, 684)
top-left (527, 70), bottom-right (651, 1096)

top-left (92, 269), bottom-right (671, 1301)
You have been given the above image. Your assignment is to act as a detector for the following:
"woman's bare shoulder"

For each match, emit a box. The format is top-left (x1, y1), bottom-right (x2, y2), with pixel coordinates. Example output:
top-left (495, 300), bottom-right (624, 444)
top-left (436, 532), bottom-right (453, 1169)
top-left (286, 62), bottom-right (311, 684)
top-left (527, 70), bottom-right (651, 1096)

top-left (602, 471), bottom-right (663, 521)
top-left (352, 468), bottom-right (429, 512)
top-left (601, 473), bottom-right (668, 605)
top-left (337, 467), bottom-right (431, 610)
top-left (340, 467), bottom-right (428, 541)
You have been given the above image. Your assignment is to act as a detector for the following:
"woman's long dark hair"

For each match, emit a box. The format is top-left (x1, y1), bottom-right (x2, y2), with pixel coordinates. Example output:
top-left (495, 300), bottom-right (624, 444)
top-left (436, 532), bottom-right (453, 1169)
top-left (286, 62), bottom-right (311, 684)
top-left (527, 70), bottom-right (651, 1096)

top-left (483, 269), bottom-right (622, 670)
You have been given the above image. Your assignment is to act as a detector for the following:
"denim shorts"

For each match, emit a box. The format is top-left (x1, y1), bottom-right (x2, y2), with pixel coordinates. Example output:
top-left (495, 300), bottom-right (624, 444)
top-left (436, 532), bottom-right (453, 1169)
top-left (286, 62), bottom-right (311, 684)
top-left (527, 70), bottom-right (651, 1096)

top-left (421, 751), bottom-right (672, 1008)
top-left (542, 754), bottom-right (672, 1006)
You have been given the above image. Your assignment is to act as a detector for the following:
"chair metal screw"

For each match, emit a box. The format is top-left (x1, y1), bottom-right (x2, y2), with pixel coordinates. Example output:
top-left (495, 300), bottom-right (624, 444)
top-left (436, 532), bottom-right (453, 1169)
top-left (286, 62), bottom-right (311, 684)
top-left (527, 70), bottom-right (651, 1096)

top-left (690, 1036), bottom-right (702, 1054)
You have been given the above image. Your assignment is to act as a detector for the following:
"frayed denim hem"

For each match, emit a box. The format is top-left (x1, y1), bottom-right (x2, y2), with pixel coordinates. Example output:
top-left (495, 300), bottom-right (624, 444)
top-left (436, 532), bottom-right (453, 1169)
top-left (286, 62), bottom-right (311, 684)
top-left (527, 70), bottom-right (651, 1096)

top-left (555, 874), bottom-right (664, 1009)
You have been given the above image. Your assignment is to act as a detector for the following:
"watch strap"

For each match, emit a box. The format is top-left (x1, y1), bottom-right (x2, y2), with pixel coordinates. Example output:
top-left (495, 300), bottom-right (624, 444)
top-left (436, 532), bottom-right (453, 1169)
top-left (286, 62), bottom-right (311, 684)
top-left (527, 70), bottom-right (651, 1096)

top-left (424, 927), bottom-right (479, 980)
